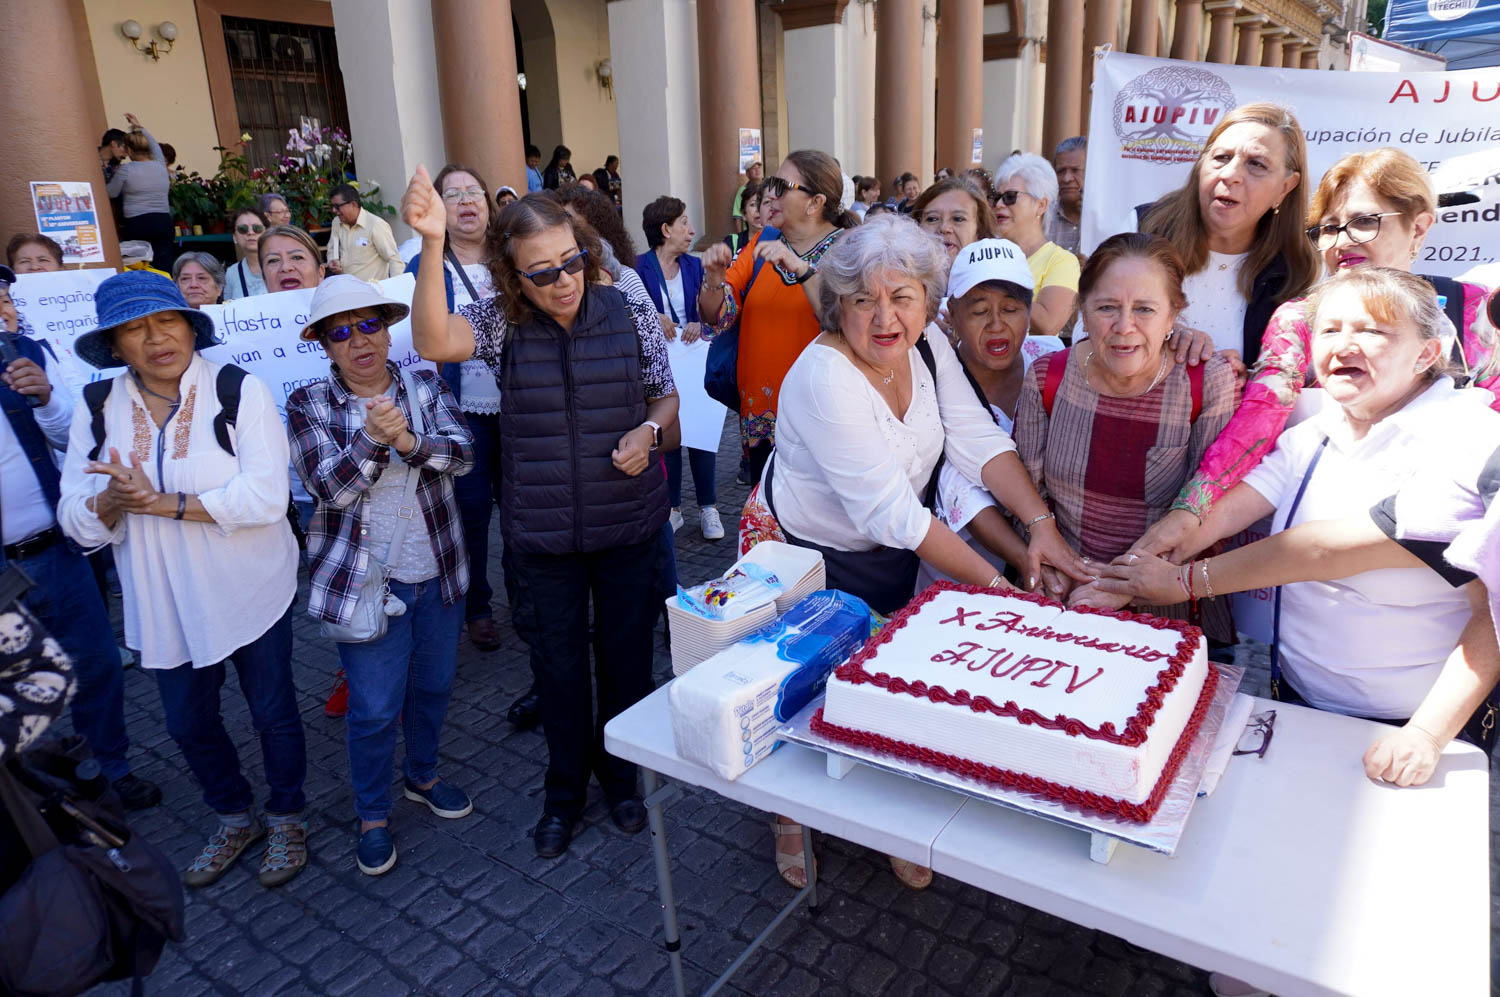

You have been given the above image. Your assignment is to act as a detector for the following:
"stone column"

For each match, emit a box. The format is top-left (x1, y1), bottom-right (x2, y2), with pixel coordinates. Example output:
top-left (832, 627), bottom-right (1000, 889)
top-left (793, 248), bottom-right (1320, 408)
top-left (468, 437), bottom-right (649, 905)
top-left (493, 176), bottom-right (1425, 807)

top-left (1259, 25), bottom-right (1287, 67)
top-left (1283, 37), bottom-right (1305, 67)
top-left (1234, 13), bottom-right (1266, 65)
top-left (1204, 1), bottom-right (1240, 64)
top-left (1042, 0), bottom-right (1085, 156)
top-left (699, 0), bottom-right (762, 240)
top-left (1300, 43), bottom-right (1321, 68)
top-left (0, 0), bottom-right (120, 267)
top-left (876, 0), bottom-right (925, 189)
top-left (1170, 0), bottom-right (1204, 61)
top-left (1128, 0), bottom-right (1160, 56)
top-left (936, 0), bottom-right (983, 171)
top-left (1081, 0), bottom-right (1121, 132)
top-left (431, 0), bottom-right (525, 197)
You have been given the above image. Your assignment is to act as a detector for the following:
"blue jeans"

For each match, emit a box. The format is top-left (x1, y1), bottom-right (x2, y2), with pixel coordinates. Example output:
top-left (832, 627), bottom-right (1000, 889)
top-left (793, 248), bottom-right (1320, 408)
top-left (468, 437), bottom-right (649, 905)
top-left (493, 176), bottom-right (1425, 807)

top-left (454, 411), bottom-right (499, 621)
top-left (336, 579), bottom-right (462, 822)
top-left (154, 606), bottom-right (306, 816)
top-left (16, 542), bottom-right (132, 780)
top-left (665, 446), bottom-right (717, 508)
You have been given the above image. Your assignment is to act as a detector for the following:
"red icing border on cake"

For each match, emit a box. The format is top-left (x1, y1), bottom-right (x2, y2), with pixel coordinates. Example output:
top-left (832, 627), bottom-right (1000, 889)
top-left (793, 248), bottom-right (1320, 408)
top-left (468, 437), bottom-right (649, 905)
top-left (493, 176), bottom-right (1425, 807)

top-left (811, 664), bottom-right (1219, 823)
top-left (834, 581), bottom-right (1204, 747)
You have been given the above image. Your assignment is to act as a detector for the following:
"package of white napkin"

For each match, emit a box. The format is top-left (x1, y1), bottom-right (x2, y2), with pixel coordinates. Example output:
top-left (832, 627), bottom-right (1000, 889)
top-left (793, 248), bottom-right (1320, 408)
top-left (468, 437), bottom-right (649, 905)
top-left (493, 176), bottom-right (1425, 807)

top-left (669, 591), bottom-right (871, 780)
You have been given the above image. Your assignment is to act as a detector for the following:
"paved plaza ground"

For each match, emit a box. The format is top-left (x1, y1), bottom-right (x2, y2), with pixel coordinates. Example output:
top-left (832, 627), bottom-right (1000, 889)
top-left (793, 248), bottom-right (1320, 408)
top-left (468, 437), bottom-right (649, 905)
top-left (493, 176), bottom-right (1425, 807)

top-left (79, 426), bottom-right (1499, 996)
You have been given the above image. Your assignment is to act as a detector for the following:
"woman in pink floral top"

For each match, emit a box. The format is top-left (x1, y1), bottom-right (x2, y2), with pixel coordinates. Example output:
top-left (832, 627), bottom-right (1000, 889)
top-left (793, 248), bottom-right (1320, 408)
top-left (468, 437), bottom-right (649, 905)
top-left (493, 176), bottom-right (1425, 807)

top-left (1147, 148), bottom-right (1498, 555)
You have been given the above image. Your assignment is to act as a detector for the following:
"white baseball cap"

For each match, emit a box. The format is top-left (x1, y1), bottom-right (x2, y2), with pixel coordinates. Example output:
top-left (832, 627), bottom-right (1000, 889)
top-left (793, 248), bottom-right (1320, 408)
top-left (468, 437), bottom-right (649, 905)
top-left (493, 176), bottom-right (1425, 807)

top-left (946, 238), bottom-right (1034, 302)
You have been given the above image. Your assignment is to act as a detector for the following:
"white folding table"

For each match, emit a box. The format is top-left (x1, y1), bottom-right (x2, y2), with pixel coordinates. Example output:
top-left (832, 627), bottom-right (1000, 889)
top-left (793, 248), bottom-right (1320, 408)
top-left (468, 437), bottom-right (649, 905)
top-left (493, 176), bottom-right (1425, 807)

top-left (604, 687), bottom-right (1490, 997)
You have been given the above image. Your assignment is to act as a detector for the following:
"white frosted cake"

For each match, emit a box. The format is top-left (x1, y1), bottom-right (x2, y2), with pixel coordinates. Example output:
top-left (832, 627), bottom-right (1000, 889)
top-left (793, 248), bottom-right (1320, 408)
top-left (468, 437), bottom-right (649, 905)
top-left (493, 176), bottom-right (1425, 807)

top-left (814, 582), bottom-right (1216, 822)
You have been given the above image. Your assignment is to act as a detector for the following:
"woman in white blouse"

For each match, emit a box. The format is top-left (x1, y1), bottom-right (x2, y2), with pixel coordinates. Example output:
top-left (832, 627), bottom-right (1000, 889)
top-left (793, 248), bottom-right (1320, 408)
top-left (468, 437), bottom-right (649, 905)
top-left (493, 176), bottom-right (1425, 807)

top-left (741, 214), bottom-right (1088, 890)
top-left (57, 272), bottom-right (307, 890)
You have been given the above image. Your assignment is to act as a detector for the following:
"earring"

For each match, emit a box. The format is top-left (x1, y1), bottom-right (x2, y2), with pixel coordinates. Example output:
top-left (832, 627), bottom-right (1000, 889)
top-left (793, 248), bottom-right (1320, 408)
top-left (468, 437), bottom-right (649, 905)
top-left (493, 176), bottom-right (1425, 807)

top-left (1410, 246), bottom-right (1420, 260)
top-left (1272, 204), bottom-right (1281, 216)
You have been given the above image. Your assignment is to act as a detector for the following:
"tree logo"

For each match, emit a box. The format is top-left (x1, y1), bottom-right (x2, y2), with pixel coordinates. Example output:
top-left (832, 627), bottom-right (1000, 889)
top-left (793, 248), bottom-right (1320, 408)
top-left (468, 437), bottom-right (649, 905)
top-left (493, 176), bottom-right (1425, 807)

top-left (1113, 66), bottom-right (1238, 165)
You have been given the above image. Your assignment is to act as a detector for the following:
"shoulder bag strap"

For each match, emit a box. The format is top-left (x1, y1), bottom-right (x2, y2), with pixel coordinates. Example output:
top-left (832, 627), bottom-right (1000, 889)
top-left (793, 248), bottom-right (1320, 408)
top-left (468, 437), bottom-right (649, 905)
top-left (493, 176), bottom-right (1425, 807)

top-left (444, 247), bottom-right (482, 304)
top-left (1269, 436), bottom-right (1329, 700)
top-left (237, 260), bottom-right (249, 297)
top-left (1042, 347), bottom-right (1070, 418)
top-left (84, 379), bottom-right (113, 461)
top-left (381, 368), bottom-right (428, 564)
top-left (913, 335), bottom-right (945, 508)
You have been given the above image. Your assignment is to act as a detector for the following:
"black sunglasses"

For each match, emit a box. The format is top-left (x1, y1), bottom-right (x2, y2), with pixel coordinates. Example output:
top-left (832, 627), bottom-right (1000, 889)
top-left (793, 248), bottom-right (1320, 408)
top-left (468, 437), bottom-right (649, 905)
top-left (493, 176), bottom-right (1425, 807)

top-left (235, 223), bottom-right (265, 235)
top-left (324, 316), bottom-right (386, 343)
top-left (329, 200), bottom-right (354, 210)
top-left (764, 177), bottom-right (814, 199)
top-left (1305, 212), bottom-right (1404, 250)
top-left (994, 190), bottom-right (1028, 206)
top-left (519, 250), bottom-right (588, 287)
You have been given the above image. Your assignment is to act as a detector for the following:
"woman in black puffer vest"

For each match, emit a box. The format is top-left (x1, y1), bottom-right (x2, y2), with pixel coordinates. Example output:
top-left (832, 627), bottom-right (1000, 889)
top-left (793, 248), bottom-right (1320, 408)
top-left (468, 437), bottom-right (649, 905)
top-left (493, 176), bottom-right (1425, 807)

top-left (405, 172), bottom-right (679, 859)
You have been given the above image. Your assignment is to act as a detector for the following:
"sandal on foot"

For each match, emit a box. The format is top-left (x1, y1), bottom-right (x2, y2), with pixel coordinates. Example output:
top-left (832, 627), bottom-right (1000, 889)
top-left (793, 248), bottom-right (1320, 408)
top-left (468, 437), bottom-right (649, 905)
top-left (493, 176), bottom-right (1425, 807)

top-left (183, 818), bottom-right (265, 887)
top-left (888, 855), bottom-right (933, 890)
top-left (770, 819), bottom-right (815, 889)
top-left (258, 817), bottom-right (309, 887)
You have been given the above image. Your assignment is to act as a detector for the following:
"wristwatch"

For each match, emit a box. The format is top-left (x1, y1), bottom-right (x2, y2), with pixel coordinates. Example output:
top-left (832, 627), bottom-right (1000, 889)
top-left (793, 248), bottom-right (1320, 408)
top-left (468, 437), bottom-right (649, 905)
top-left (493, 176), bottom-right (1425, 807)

top-left (643, 420), bottom-right (663, 450)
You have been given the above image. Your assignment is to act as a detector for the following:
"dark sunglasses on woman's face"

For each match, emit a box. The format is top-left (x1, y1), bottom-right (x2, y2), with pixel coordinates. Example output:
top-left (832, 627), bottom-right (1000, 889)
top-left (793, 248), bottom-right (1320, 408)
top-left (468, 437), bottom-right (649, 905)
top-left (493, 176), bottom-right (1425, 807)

top-left (236, 223), bottom-right (265, 235)
top-left (763, 177), bottom-right (813, 199)
top-left (324, 316), bottom-right (386, 343)
top-left (519, 250), bottom-right (588, 287)
top-left (994, 190), bottom-right (1026, 206)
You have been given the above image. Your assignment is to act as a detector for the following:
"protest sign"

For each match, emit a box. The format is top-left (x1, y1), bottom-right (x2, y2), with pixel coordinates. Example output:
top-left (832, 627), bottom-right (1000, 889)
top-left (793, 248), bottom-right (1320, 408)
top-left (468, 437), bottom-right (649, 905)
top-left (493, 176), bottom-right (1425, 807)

top-left (15, 270), bottom-right (431, 420)
top-left (1081, 51), bottom-right (1500, 278)
top-left (664, 337), bottom-right (727, 453)
top-left (30, 182), bottom-right (104, 265)
top-left (738, 128), bottom-right (763, 171)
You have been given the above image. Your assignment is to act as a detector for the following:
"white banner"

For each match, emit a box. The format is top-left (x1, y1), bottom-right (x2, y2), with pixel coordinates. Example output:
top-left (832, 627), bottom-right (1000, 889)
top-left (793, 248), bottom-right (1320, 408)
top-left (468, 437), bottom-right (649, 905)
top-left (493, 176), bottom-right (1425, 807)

top-left (1082, 51), bottom-right (1500, 278)
top-left (16, 270), bottom-right (432, 420)
top-left (665, 337), bottom-right (727, 452)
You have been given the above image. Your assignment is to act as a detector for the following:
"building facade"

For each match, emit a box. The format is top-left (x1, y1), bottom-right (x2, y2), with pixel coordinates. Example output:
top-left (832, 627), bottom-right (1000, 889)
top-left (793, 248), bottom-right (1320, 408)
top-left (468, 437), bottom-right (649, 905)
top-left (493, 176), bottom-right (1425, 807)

top-left (3, 0), bottom-right (1365, 267)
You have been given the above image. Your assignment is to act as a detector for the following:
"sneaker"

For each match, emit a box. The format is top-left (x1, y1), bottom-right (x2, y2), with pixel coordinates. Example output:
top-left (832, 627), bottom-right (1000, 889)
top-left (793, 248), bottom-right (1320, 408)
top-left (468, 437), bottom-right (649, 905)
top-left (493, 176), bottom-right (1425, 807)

top-left (324, 670), bottom-right (348, 718)
top-left (258, 817), bottom-right (309, 887)
top-left (404, 779), bottom-right (473, 819)
top-left (669, 508), bottom-right (684, 532)
top-left (356, 825), bottom-right (397, 876)
top-left (700, 506), bottom-right (725, 541)
top-left (183, 818), bottom-right (265, 887)
top-left (111, 773), bottom-right (162, 811)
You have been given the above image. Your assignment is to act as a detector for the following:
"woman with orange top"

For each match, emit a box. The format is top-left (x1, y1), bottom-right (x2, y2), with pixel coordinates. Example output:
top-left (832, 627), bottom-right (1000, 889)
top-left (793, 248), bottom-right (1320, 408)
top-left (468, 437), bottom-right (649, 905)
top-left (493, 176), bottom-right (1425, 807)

top-left (698, 149), bottom-right (859, 484)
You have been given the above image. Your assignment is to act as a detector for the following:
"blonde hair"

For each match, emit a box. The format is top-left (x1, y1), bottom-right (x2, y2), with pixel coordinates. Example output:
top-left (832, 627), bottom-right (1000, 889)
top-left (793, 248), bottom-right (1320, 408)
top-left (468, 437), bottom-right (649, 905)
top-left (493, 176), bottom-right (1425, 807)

top-left (256, 224), bottom-right (321, 270)
top-left (1306, 266), bottom-right (1450, 382)
top-left (1308, 148), bottom-right (1435, 224)
top-left (1140, 102), bottom-right (1319, 303)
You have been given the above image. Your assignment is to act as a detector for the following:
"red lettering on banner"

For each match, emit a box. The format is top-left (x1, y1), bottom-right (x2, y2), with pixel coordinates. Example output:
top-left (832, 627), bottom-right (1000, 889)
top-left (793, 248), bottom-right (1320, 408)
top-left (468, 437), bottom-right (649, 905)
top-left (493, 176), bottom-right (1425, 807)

top-left (1201, 108), bottom-right (1220, 126)
top-left (1125, 106), bottom-right (1137, 123)
top-left (1065, 666), bottom-right (1105, 694)
top-left (1476, 83), bottom-right (1500, 102)
top-left (1389, 79), bottom-right (1418, 103)
top-left (1435, 81), bottom-right (1451, 103)
top-left (939, 607), bottom-right (981, 627)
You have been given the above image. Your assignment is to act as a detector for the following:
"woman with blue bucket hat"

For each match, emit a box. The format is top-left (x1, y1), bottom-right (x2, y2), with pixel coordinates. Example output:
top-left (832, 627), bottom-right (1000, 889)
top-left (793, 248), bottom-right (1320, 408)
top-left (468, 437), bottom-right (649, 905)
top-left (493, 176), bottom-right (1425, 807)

top-left (56, 271), bottom-right (310, 888)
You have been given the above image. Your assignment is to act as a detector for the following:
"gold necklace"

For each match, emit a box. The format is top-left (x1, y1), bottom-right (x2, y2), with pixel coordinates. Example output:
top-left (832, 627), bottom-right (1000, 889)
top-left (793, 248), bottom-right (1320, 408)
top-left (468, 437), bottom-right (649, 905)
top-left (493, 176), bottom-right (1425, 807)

top-left (1083, 347), bottom-right (1169, 398)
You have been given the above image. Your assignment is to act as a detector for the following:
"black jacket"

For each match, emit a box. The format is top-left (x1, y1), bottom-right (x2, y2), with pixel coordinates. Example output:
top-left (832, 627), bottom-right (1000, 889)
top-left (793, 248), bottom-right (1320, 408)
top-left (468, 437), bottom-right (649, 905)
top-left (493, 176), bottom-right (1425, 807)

top-left (499, 285), bottom-right (668, 555)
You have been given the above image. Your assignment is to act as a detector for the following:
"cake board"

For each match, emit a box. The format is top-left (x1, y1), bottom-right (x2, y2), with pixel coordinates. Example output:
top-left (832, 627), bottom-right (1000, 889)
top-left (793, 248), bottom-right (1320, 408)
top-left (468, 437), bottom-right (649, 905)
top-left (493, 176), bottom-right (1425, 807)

top-left (777, 664), bottom-right (1244, 863)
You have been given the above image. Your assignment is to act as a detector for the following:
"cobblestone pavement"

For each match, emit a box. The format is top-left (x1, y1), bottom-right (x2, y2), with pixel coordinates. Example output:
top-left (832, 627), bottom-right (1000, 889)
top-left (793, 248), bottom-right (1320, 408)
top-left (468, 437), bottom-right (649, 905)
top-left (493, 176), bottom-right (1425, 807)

top-left (80, 425), bottom-right (1497, 996)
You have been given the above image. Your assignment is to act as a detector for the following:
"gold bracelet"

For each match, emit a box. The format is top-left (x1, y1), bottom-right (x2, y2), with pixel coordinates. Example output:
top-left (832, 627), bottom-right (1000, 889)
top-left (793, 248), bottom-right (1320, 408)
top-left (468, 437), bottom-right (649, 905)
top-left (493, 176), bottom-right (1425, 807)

top-left (986, 573), bottom-right (1004, 588)
top-left (1200, 559), bottom-right (1215, 599)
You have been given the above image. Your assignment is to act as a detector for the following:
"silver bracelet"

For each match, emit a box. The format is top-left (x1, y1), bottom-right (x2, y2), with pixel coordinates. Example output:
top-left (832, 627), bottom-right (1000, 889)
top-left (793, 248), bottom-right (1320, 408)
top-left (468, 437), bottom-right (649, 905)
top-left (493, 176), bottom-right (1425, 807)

top-left (1024, 511), bottom-right (1054, 529)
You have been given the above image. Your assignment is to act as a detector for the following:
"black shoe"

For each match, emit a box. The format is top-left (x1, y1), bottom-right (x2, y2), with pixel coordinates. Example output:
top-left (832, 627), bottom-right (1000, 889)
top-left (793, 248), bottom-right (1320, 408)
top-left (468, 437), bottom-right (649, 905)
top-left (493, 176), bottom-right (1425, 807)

top-left (609, 798), bottom-right (647, 834)
top-left (112, 773), bottom-right (163, 811)
top-left (506, 689), bottom-right (541, 729)
top-left (533, 815), bottom-right (575, 858)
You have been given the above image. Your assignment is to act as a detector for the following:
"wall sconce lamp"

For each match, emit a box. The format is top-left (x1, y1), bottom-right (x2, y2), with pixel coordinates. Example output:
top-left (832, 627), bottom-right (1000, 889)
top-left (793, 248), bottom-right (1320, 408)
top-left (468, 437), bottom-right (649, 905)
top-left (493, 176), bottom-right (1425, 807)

top-left (121, 20), bottom-right (177, 61)
top-left (597, 59), bottom-right (614, 100)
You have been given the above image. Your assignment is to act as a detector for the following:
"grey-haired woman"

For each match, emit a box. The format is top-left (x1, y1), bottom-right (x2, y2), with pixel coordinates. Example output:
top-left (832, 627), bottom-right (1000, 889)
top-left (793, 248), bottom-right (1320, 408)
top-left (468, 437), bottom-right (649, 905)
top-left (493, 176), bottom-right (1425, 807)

top-left (171, 252), bottom-right (224, 307)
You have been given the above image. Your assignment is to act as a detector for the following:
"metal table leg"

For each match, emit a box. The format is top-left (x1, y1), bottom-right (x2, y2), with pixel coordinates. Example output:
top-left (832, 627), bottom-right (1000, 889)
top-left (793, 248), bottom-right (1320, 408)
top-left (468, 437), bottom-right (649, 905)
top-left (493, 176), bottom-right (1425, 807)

top-left (643, 769), bottom-right (686, 997)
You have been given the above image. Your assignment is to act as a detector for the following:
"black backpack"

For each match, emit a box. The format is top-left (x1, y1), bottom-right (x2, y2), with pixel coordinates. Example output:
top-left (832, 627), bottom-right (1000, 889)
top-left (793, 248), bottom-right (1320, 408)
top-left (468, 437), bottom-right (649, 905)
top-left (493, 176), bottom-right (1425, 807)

top-left (0, 735), bottom-right (185, 997)
top-left (83, 365), bottom-right (305, 548)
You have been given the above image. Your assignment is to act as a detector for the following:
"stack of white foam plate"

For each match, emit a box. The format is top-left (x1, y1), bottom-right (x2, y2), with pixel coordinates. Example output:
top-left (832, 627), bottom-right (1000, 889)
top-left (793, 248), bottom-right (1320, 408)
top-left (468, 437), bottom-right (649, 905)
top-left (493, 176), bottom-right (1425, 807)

top-left (666, 542), bottom-right (826, 677)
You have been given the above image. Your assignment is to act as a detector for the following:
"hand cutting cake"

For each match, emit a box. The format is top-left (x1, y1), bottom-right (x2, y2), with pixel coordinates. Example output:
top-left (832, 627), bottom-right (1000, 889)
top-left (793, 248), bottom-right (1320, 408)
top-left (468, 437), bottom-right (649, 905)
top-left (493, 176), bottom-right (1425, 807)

top-left (812, 581), bottom-right (1217, 822)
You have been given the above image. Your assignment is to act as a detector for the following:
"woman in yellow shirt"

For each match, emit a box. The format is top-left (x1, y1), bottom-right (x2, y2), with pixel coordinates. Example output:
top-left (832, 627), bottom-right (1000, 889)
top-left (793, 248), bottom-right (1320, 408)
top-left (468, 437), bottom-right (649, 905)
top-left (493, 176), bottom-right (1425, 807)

top-left (992, 153), bottom-right (1080, 338)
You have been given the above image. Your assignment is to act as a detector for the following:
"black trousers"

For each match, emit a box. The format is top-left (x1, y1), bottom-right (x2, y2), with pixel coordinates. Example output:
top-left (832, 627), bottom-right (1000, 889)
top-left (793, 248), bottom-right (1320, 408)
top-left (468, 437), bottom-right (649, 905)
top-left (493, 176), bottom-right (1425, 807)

top-left (508, 537), bottom-right (659, 820)
top-left (122, 211), bottom-right (176, 271)
top-left (1274, 679), bottom-right (1497, 751)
